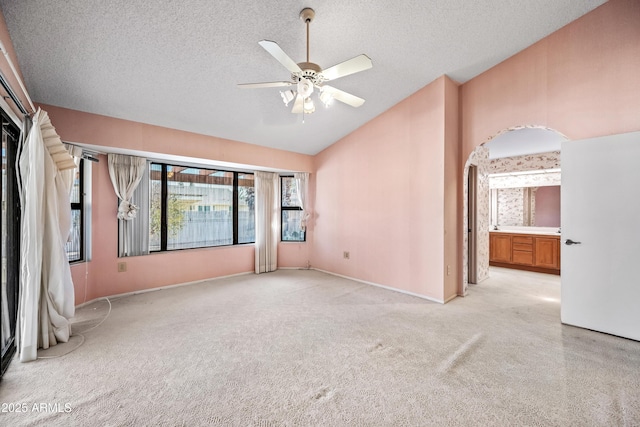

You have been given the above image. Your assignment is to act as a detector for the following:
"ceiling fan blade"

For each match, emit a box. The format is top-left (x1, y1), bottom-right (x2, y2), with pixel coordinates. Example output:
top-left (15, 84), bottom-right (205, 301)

top-left (258, 40), bottom-right (302, 74)
top-left (321, 54), bottom-right (372, 81)
top-left (291, 93), bottom-right (304, 114)
top-left (322, 85), bottom-right (365, 107)
top-left (237, 81), bottom-right (294, 89)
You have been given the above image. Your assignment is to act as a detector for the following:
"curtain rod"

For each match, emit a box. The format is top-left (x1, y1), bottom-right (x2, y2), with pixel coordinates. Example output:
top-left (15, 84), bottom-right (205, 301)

top-left (63, 141), bottom-right (106, 154)
top-left (0, 40), bottom-right (35, 114)
top-left (0, 69), bottom-right (28, 116)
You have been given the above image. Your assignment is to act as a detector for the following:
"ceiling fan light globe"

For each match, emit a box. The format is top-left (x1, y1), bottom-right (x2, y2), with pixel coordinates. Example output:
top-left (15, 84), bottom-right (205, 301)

top-left (303, 97), bottom-right (315, 113)
top-left (280, 90), bottom-right (295, 106)
top-left (297, 78), bottom-right (314, 98)
top-left (319, 89), bottom-right (334, 107)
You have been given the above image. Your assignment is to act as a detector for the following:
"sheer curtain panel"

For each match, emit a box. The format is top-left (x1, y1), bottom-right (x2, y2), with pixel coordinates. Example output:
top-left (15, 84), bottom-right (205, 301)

top-left (17, 109), bottom-right (75, 362)
top-left (107, 154), bottom-right (146, 220)
top-left (108, 154), bottom-right (148, 257)
top-left (255, 171), bottom-right (279, 273)
top-left (293, 172), bottom-right (311, 231)
top-left (62, 143), bottom-right (82, 194)
top-left (118, 161), bottom-right (150, 257)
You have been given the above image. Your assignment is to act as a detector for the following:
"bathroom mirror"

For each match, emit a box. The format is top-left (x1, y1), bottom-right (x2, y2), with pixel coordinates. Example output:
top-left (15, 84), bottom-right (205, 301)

top-left (490, 185), bottom-right (560, 228)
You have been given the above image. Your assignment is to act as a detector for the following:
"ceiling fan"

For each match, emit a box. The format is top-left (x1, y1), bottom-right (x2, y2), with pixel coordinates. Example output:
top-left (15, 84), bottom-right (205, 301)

top-left (238, 8), bottom-right (372, 115)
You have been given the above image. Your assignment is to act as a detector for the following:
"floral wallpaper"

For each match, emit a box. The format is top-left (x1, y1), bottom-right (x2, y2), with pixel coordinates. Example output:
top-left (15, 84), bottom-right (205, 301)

top-left (463, 145), bottom-right (562, 295)
top-left (489, 171), bottom-right (561, 189)
top-left (462, 146), bottom-right (490, 294)
top-left (497, 187), bottom-right (525, 226)
top-left (489, 151), bottom-right (561, 227)
top-left (489, 150), bottom-right (561, 174)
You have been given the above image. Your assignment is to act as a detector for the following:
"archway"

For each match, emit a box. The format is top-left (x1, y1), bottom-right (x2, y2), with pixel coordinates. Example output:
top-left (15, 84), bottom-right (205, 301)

top-left (460, 125), bottom-right (568, 296)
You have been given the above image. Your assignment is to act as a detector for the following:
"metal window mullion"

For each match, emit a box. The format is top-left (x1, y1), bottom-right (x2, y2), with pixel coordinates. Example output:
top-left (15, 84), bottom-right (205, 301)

top-left (77, 159), bottom-right (84, 262)
top-left (160, 164), bottom-right (168, 251)
top-left (232, 172), bottom-right (238, 245)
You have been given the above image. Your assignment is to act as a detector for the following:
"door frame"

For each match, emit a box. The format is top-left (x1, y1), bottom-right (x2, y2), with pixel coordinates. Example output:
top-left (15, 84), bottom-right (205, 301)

top-left (461, 125), bottom-right (568, 296)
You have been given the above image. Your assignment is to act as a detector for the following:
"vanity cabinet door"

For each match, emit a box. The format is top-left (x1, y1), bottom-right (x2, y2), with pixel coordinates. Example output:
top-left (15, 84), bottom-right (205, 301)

top-left (490, 234), bottom-right (512, 263)
top-left (534, 237), bottom-right (560, 269)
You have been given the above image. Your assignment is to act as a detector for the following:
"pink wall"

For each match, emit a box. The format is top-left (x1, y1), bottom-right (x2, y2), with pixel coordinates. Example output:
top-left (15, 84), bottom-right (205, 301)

top-left (39, 106), bottom-right (315, 304)
top-left (443, 77), bottom-right (460, 301)
top-left (280, 171), bottom-right (317, 270)
top-left (312, 76), bottom-right (458, 302)
top-left (41, 104), bottom-right (314, 173)
top-left (460, 0), bottom-right (640, 291)
top-left (70, 155), bottom-right (255, 304)
top-left (3, 0), bottom-right (639, 306)
top-left (535, 186), bottom-right (561, 227)
top-left (461, 0), bottom-right (640, 159)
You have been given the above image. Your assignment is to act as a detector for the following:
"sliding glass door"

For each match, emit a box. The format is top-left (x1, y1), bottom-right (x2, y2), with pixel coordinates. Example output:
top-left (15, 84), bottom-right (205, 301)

top-left (1, 113), bottom-right (20, 377)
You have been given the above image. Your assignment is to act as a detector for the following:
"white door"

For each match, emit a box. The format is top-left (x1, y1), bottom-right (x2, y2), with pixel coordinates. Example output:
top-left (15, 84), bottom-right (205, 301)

top-left (561, 131), bottom-right (640, 341)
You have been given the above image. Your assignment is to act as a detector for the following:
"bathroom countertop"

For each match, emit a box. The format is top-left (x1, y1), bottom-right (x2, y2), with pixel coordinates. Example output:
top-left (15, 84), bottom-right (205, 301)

top-left (489, 228), bottom-right (561, 236)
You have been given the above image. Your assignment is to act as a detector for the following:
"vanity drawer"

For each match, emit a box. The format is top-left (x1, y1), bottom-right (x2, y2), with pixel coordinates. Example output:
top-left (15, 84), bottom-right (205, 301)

top-left (513, 243), bottom-right (532, 252)
top-left (512, 236), bottom-right (533, 244)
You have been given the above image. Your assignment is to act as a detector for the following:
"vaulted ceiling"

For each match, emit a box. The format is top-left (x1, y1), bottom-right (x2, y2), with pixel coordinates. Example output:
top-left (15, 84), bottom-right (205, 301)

top-left (0, 1), bottom-right (606, 155)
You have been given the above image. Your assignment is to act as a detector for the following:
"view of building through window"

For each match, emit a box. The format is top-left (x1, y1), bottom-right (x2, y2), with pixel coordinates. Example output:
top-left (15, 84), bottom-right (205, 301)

top-left (237, 173), bottom-right (255, 244)
top-left (281, 176), bottom-right (305, 242)
top-left (150, 164), bottom-right (254, 251)
top-left (66, 160), bottom-right (83, 262)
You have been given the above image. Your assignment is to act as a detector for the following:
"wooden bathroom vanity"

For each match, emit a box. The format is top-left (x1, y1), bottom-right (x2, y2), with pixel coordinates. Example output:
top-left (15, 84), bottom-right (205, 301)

top-left (489, 231), bottom-right (561, 275)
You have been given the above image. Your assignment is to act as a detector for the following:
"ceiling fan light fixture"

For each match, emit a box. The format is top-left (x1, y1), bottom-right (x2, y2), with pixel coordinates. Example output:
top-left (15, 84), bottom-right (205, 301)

top-left (238, 8), bottom-right (372, 116)
top-left (297, 77), bottom-right (314, 98)
top-left (303, 97), bottom-right (315, 113)
top-left (319, 88), bottom-right (334, 107)
top-left (280, 90), bottom-right (295, 106)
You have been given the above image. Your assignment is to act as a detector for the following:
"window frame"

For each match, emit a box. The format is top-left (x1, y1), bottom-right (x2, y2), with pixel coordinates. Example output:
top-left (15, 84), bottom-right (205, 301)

top-left (150, 162), bottom-right (254, 252)
top-left (68, 159), bottom-right (84, 263)
top-left (1, 114), bottom-right (21, 377)
top-left (280, 175), bottom-right (306, 242)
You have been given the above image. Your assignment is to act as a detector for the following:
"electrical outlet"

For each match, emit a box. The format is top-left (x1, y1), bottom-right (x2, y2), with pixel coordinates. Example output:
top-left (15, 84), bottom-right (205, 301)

top-left (118, 262), bottom-right (127, 272)
top-left (343, 251), bottom-right (350, 259)
top-left (447, 265), bottom-right (451, 276)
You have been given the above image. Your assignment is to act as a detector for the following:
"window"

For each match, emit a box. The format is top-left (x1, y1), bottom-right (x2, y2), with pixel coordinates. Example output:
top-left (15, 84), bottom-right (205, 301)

top-left (237, 173), bottom-right (255, 244)
top-left (281, 176), bottom-right (305, 242)
top-left (66, 159), bottom-right (83, 262)
top-left (149, 163), bottom-right (254, 251)
top-left (1, 114), bottom-right (21, 376)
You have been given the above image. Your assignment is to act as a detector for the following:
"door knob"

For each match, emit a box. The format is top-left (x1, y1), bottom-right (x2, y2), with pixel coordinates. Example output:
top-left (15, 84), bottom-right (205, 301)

top-left (564, 239), bottom-right (582, 245)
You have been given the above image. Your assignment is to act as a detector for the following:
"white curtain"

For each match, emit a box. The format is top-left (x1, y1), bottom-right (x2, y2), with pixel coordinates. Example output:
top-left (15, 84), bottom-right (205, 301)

top-left (18, 109), bottom-right (75, 362)
top-left (293, 172), bottom-right (311, 231)
top-left (107, 153), bottom-right (146, 221)
top-left (61, 143), bottom-right (83, 194)
top-left (118, 161), bottom-right (150, 257)
top-left (255, 171), bottom-right (279, 273)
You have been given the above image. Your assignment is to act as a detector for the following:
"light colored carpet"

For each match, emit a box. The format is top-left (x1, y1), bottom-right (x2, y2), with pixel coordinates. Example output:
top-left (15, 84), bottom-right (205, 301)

top-left (1, 268), bottom-right (639, 426)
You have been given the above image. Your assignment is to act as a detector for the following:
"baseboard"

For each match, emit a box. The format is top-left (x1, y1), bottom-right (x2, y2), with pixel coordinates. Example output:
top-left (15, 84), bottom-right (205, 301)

top-left (77, 268), bottom-right (447, 308)
top-left (477, 274), bottom-right (490, 283)
top-left (489, 261), bottom-right (560, 275)
top-left (311, 268), bottom-right (445, 304)
top-left (75, 271), bottom-right (255, 308)
top-left (443, 293), bottom-right (458, 303)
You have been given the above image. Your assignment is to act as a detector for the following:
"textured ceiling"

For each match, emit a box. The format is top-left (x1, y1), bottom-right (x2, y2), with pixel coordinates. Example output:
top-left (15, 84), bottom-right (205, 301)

top-left (0, 0), bottom-right (606, 155)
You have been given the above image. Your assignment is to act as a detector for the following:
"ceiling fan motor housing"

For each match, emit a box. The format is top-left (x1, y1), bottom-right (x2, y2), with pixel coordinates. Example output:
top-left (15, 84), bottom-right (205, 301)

top-left (292, 62), bottom-right (324, 85)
